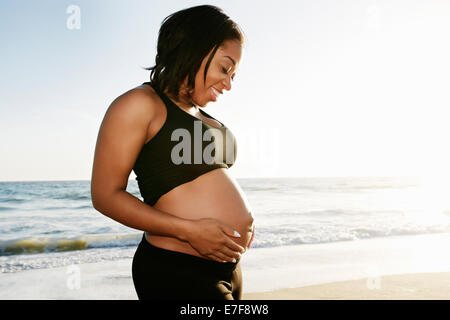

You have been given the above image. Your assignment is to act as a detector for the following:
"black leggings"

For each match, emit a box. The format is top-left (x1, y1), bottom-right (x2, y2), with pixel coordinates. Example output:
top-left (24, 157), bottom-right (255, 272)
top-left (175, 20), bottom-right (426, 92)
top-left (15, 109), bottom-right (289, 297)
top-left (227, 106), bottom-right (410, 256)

top-left (132, 233), bottom-right (242, 300)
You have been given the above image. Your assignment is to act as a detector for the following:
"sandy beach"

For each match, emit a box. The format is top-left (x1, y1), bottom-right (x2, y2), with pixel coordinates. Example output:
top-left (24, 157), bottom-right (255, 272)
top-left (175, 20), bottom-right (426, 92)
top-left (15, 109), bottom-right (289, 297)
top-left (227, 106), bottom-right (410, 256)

top-left (243, 272), bottom-right (450, 300)
top-left (2, 233), bottom-right (450, 300)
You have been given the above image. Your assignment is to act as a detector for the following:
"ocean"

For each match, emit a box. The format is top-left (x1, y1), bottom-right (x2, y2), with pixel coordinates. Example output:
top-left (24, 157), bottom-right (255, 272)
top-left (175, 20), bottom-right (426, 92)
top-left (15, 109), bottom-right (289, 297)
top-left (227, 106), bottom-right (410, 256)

top-left (1, 176), bottom-right (450, 273)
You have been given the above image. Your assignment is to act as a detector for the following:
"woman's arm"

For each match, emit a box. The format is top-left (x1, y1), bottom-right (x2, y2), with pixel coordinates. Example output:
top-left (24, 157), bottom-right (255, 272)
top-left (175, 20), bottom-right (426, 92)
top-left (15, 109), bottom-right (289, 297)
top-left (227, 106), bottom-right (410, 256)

top-left (92, 188), bottom-right (192, 242)
top-left (90, 88), bottom-right (244, 262)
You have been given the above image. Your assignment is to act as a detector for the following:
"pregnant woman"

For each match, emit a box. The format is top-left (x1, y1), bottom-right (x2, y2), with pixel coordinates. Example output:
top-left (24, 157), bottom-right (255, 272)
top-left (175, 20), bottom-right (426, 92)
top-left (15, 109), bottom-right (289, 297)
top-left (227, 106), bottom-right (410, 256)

top-left (90, 5), bottom-right (255, 300)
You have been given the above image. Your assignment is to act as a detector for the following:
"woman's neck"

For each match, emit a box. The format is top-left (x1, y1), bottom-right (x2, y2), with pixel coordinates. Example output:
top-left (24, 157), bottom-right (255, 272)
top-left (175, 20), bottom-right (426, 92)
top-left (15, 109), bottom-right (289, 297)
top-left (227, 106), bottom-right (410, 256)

top-left (165, 89), bottom-right (199, 113)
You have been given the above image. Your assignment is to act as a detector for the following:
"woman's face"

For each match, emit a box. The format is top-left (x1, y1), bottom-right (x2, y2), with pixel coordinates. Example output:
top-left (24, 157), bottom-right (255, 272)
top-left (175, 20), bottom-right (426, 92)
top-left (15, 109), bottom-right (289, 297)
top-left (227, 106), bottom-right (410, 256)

top-left (188, 39), bottom-right (243, 107)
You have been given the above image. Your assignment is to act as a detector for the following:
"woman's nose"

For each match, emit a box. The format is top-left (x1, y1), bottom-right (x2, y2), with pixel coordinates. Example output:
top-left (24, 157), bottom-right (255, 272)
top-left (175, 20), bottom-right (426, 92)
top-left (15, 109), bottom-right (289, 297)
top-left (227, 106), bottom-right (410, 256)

top-left (222, 76), bottom-right (232, 91)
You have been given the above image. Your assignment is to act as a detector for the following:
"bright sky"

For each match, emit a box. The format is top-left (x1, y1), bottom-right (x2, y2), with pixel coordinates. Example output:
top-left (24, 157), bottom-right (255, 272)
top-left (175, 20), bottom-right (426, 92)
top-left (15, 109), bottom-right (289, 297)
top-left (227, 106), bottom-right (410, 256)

top-left (1, 0), bottom-right (449, 181)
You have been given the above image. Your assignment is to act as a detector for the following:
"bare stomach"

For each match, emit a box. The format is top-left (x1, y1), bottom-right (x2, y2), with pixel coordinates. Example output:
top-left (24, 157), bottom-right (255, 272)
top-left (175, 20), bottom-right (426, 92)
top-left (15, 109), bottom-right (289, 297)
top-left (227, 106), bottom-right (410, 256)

top-left (146, 168), bottom-right (255, 260)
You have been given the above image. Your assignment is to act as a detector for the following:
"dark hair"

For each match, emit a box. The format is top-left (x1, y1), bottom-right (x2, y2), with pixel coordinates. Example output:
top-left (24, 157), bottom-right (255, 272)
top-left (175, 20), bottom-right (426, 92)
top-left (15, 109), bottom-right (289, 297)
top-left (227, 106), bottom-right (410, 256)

top-left (144, 5), bottom-right (245, 101)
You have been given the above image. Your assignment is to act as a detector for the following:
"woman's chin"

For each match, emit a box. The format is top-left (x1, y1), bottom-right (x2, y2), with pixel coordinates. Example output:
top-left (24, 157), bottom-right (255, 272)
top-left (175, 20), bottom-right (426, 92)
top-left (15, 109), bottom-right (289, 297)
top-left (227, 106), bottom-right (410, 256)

top-left (197, 99), bottom-right (211, 107)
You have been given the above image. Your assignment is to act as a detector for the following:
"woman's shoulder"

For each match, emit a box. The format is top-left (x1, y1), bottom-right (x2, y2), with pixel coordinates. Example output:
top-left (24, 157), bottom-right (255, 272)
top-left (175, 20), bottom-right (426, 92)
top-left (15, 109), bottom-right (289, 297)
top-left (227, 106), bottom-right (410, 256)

top-left (106, 83), bottom-right (163, 124)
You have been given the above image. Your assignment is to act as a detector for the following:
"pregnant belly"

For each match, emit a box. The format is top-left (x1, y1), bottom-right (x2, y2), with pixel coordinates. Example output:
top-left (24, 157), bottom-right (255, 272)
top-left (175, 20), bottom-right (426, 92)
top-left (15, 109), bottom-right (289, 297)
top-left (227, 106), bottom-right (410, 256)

top-left (147, 168), bottom-right (255, 259)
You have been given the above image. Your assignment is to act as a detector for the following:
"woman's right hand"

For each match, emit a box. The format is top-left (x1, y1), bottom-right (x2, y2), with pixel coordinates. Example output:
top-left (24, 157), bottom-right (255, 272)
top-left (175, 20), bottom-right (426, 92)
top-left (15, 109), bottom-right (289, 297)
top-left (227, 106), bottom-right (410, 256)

top-left (184, 218), bottom-right (246, 263)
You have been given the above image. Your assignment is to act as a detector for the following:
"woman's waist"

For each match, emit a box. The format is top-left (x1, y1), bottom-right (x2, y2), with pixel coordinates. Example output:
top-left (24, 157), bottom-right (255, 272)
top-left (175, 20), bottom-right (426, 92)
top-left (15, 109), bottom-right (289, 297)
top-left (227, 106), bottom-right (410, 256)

top-left (146, 231), bottom-right (252, 261)
top-left (142, 233), bottom-right (240, 273)
top-left (146, 209), bottom-right (254, 255)
top-left (145, 233), bottom-right (208, 260)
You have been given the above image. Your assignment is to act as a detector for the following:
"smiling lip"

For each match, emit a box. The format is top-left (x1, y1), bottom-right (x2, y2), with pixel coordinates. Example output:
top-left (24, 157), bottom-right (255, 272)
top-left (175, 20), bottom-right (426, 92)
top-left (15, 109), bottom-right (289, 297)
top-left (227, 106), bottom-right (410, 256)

top-left (210, 87), bottom-right (222, 101)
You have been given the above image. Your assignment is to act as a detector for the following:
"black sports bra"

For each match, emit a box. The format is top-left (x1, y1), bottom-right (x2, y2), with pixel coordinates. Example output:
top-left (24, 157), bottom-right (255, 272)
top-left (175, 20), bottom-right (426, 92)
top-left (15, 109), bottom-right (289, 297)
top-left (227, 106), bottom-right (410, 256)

top-left (133, 82), bottom-right (237, 206)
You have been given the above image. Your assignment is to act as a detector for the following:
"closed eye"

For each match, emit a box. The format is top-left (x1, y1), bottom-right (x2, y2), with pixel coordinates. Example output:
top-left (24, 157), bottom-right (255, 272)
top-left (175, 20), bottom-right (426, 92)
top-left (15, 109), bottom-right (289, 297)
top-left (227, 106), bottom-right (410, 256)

top-left (222, 66), bottom-right (236, 81)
